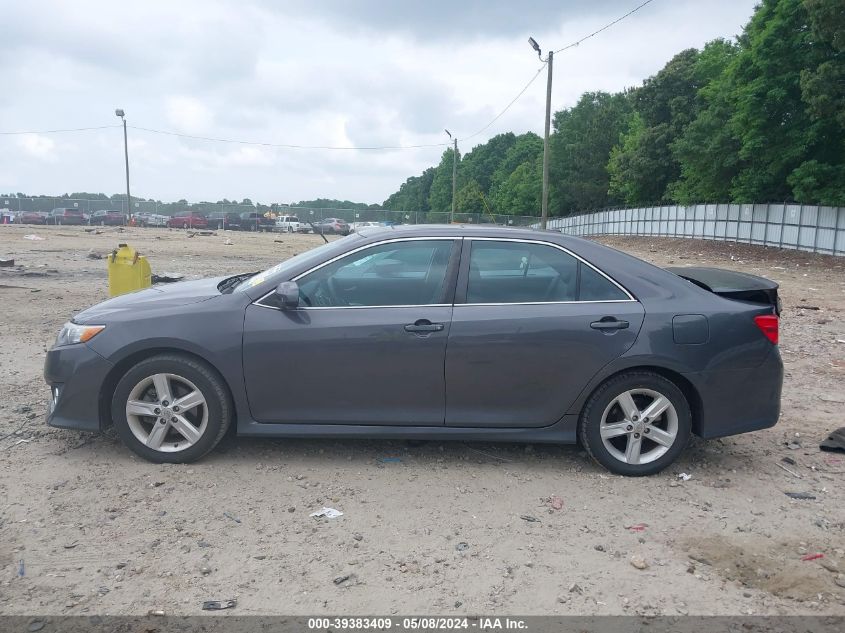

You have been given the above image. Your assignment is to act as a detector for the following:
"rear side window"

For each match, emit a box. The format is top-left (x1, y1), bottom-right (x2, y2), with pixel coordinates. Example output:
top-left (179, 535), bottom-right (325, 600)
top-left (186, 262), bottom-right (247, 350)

top-left (466, 240), bottom-right (628, 304)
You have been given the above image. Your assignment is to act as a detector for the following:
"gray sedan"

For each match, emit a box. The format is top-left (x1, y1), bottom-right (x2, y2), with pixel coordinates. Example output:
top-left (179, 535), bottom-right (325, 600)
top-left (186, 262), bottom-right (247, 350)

top-left (44, 225), bottom-right (783, 475)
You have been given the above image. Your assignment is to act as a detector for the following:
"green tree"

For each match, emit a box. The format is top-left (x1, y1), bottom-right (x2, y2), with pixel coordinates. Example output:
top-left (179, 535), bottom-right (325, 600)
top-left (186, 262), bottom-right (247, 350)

top-left (455, 179), bottom-right (486, 215)
top-left (491, 158), bottom-right (542, 214)
top-left (428, 148), bottom-right (459, 212)
top-left (549, 91), bottom-right (632, 213)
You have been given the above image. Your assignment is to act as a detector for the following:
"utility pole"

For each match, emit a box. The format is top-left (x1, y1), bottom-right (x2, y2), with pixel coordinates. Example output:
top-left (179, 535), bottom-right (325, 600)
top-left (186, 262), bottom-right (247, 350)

top-left (529, 38), bottom-right (553, 229)
top-left (115, 109), bottom-right (131, 217)
top-left (445, 129), bottom-right (458, 223)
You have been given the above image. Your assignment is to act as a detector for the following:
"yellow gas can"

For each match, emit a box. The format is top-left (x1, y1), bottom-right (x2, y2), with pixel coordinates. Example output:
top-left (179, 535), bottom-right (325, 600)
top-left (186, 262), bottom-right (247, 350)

top-left (108, 243), bottom-right (152, 297)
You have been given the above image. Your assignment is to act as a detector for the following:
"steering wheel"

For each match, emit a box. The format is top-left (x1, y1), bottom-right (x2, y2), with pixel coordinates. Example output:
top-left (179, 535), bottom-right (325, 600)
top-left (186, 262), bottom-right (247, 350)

top-left (326, 276), bottom-right (350, 306)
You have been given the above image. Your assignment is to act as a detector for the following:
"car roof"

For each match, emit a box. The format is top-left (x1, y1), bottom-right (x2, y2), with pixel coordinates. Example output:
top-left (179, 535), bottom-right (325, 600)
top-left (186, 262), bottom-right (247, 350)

top-left (357, 223), bottom-right (558, 240)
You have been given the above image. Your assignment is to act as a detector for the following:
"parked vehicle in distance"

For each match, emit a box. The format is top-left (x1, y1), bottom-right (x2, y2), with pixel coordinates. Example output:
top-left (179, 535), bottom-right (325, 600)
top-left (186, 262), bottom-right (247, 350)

top-left (350, 221), bottom-right (382, 233)
top-left (44, 225), bottom-right (783, 476)
top-left (240, 212), bottom-right (275, 232)
top-left (16, 211), bottom-right (48, 225)
top-left (89, 209), bottom-right (127, 226)
top-left (207, 212), bottom-right (243, 231)
top-left (46, 208), bottom-right (85, 225)
top-left (313, 217), bottom-right (350, 235)
top-left (167, 212), bottom-right (208, 229)
top-left (275, 215), bottom-right (301, 233)
top-left (137, 213), bottom-right (168, 227)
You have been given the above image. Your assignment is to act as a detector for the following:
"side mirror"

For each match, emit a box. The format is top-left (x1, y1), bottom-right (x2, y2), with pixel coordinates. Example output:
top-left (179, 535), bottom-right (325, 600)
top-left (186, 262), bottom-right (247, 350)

top-left (274, 281), bottom-right (300, 309)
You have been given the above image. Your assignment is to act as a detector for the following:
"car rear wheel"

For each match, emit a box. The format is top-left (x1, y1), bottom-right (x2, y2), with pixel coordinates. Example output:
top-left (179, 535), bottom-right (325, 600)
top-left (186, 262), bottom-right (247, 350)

top-left (579, 371), bottom-right (691, 476)
top-left (111, 354), bottom-right (231, 463)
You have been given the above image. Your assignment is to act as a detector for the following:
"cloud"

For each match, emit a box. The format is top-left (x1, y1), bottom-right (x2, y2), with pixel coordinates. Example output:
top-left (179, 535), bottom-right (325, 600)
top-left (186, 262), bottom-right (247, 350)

top-left (16, 134), bottom-right (56, 161)
top-left (0, 0), bottom-right (760, 204)
top-left (165, 97), bottom-right (214, 133)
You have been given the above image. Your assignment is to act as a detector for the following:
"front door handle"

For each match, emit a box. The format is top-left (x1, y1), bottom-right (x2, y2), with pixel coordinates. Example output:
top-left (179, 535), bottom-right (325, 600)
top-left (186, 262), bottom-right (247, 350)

top-left (590, 317), bottom-right (629, 330)
top-left (404, 319), bottom-right (445, 333)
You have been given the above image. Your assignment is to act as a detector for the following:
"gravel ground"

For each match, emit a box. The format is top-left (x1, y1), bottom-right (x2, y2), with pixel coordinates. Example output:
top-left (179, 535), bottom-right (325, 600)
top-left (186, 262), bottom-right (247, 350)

top-left (0, 225), bottom-right (843, 616)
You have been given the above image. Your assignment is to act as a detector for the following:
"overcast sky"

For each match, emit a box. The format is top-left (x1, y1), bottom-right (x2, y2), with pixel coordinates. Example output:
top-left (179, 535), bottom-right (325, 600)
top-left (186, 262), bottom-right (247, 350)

top-left (0, 0), bottom-right (758, 206)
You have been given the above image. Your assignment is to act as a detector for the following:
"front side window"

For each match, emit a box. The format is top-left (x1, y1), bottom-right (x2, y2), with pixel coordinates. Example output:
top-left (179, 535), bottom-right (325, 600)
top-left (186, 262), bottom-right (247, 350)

top-left (466, 240), bottom-right (628, 304)
top-left (297, 240), bottom-right (455, 307)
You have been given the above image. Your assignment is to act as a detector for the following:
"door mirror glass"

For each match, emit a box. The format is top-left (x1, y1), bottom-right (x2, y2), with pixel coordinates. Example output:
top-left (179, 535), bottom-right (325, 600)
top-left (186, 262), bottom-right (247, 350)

top-left (274, 281), bottom-right (300, 309)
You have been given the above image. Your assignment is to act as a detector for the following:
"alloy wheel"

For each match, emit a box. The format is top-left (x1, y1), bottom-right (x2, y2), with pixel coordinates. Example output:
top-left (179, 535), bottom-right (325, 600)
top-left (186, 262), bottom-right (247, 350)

top-left (599, 388), bottom-right (678, 465)
top-left (125, 373), bottom-right (208, 452)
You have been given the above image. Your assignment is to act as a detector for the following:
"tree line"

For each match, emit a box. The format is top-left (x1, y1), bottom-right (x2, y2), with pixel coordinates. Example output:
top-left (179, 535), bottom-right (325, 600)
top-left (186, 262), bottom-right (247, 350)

top-left (383, 0), bottom-right (844, 216)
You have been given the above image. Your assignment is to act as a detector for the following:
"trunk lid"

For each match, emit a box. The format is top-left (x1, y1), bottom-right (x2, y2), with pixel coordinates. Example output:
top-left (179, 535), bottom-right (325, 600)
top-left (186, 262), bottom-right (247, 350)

top-left (665, 266), bottom-right (781, 314)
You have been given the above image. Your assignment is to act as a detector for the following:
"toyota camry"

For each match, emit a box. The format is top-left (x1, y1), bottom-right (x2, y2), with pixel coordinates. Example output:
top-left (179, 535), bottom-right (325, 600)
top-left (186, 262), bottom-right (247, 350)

top-left (44, 225), bottom-right (783, 476)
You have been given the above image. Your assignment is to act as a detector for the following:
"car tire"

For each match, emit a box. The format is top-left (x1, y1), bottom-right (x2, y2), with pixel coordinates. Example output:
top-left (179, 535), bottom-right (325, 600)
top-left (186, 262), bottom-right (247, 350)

top-left (579, 371), bottom-right (691, 476)
top-left (110, 354), bottom-right (232, 464)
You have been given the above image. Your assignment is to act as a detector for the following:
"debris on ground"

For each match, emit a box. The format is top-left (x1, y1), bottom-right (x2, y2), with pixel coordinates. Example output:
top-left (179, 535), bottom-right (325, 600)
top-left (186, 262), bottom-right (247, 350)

top-left (147, 610), bottom-right (166, 616)
top-left (333, 574), bottom-right (357, 586)
top-left (626, 523), bottom-right (648, 532)
top-left (678, 472), bottom-right (692, 481)
top-left (224, 238), bottom-right (233, 245)
top-left (455, 542), bottom-right (469, 552)
top-left (820, 428), bottom-right (845, 453)
top-left (836, 575), bottom-right (845, 589)
top-left (86, 250), bottom-right (103, 260)
top-left (201, 599), bottom-right (236, 611)
top-left (793, 305), bottom-right (820, 310)
top-left (782, 456), bottom-right (797, 465)
top-left (222, 511), bottom-right (242, 523)
top-left (801, 553), bottom-right (824, 561)
top-left (549, 495), bottom-right (564, 510)
top-left (785, 440), bottom-right (802, 450)
top-left (568, 583), bottom-right (583, 594)
top-left (0, 258), bottom-right (14, 267)
top-left (520, 515), bottom-right (540, 523)
top-left (310, 507), bottom-right (343, 519)
top-left (17, 560), bottom-right (24, 577)
top-left (777, 462), bottom-right (802, 478)
top-left (630, 555), bottom-right (649, 570)
top-left (785, 492), bottom-right (816, 500)
top-left (23, 234), bottom-right (44, 241)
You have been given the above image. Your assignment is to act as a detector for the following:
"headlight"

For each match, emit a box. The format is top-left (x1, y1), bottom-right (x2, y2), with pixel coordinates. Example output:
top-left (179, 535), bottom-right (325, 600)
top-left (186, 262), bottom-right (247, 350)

top-left (55, 322), bottom-right (105, 347)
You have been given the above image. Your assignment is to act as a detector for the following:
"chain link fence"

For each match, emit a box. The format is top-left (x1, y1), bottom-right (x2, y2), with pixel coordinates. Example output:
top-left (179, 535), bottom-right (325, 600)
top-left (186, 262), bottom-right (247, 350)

top-left (0, 197), bottom-right (542, 227)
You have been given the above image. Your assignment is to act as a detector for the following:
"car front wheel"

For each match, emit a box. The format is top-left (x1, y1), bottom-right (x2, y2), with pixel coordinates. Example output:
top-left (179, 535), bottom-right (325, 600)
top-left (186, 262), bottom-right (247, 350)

top-left (579, 371), bottom-right (691, 476)
top-left (111, 354), bottom-right (232, 463)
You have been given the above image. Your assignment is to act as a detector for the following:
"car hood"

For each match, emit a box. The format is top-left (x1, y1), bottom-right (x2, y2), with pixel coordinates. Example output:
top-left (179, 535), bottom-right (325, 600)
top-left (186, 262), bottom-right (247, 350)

top-left (74, 276), bottom-right (225, 323)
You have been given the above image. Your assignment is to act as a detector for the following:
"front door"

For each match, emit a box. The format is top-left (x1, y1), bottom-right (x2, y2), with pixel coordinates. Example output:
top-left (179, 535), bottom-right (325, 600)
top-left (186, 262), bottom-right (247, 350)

top-left (243, 238), bottom-right (459, 425)
top-left (445, 238), bottom-right (645, 427)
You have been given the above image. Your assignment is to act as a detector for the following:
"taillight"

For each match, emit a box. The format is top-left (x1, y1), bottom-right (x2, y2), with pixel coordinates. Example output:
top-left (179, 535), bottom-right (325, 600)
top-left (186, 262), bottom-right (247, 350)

top-left (754, 314), bottom-right (778, 345)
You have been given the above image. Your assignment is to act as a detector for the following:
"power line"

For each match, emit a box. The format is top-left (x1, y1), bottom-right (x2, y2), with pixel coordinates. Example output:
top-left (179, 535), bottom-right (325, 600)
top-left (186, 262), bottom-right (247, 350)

top-left (554, 0), bottom-right (656, 54)
top-left (0, 125), bottom-right (122, 135)
top-left (459, 0), bottom-right (657, 144)
top-left (462, 64), bottom-right (548, 142)
top-left (128, 125), bottom-right (449, 151)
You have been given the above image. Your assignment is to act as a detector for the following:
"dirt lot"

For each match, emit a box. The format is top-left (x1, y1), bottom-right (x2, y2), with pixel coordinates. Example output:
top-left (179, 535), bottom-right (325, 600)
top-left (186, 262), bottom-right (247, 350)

top-left (1, 224), bottom-right (844, 616)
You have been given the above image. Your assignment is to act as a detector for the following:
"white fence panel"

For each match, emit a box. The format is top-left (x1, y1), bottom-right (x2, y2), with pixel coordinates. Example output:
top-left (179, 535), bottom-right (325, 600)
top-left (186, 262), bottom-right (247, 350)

top-left (554, 203), bottom-right (844, 256)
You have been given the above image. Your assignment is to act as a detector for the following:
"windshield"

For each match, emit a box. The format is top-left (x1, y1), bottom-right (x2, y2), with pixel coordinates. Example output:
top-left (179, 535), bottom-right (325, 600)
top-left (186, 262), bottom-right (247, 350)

top-left (232, 234), bottom-right (359, 292)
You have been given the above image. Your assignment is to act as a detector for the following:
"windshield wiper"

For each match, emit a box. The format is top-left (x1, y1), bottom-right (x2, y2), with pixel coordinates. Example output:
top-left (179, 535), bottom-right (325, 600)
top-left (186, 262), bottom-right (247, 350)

top-left (218, 272), bottom-right (258, 293)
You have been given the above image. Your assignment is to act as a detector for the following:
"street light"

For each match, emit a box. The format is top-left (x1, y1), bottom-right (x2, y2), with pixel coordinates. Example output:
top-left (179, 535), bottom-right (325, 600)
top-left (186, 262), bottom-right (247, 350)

top-left (445, 129), bottom-right (457, 224)
top-left (527, 37), bottom-right (553, 229)
top-left (115, 109), bottom-right (131, 219)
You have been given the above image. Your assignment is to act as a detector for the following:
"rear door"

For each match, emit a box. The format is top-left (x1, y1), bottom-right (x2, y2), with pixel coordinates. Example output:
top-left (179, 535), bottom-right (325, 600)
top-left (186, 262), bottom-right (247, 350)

top-left (242, 238), bottom-right (460, 425)
top-left (445, 238), bottom-right (644, 428)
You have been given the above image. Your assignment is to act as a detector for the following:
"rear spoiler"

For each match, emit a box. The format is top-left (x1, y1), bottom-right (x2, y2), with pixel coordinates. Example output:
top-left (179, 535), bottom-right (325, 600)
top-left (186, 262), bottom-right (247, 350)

top-left (665, 266), bottom-right (781, 315)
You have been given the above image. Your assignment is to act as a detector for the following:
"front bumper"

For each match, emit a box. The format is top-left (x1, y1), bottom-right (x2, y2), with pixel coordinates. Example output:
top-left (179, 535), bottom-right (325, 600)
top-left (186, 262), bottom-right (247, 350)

top-left (686, 346), bottom-right (784, 439)
top-left (44, 343), bottom-right (113, 432)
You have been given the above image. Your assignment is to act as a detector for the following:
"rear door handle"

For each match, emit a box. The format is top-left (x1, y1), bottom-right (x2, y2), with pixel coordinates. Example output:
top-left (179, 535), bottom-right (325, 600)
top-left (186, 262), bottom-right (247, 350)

top-left (404, 319), bottom-right (445, 333)
top-left (590, 317), bottom-right (629, 330)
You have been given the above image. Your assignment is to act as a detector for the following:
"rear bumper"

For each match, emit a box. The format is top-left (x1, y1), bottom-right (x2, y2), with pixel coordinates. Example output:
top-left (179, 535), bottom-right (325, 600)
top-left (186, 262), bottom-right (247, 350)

top-left (685, 347), bottom-right (783, 439)
top-left (43, 343), bottom-right (113, 432)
